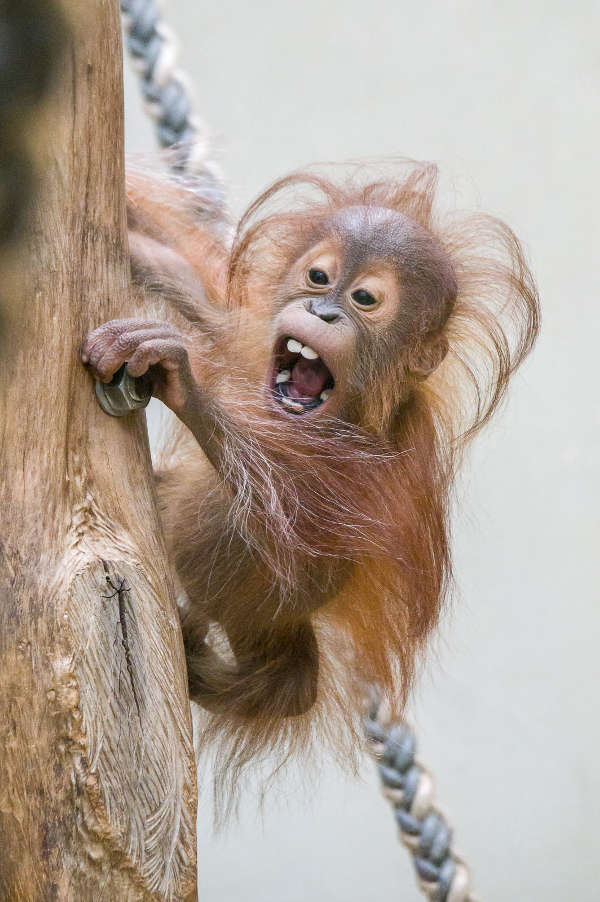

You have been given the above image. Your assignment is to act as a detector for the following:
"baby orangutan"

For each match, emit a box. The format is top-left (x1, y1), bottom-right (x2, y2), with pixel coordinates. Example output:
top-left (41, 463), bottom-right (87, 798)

top-left (82, 162), bottom-right (539, 773)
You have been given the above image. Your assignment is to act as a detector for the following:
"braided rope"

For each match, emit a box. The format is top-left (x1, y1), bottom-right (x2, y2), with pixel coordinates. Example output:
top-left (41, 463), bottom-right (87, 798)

top-left (120, 0), bottom-right (226, 211)
top-left (120, 6), bottom-right (481, 899)
top-left (365, 697), bottom-right (479, 902)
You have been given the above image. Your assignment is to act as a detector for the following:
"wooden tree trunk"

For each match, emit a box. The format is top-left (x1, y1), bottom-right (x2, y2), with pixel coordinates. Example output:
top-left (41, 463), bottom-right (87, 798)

top-left (0, 1), bottom-right (198, 899)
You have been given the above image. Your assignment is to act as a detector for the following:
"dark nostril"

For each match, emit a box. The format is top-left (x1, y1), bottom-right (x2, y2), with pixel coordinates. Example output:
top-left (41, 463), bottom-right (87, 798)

top-left (306, 299), bottom-right (339, 324)
top-left (318, 311), bottom-right (339, 323)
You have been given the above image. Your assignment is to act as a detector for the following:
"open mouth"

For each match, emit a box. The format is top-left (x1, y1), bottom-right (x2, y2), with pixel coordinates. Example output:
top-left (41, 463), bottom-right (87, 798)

top-left (271, 336), bottom-right (335, 415)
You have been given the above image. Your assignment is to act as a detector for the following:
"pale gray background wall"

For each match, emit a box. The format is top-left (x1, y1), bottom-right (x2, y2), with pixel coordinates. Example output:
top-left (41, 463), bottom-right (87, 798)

top-left (124, 2), bottom-right (600, 899)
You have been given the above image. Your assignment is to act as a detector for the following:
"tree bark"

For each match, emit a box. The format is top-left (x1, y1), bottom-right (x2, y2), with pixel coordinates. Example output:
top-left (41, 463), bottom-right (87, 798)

top-left (0, 2), bottom-right (198, 899)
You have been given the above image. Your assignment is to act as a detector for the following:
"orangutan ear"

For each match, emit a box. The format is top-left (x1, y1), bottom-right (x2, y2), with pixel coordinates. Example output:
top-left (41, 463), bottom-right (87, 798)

top-left (407, 334), bottom-right (449, 380)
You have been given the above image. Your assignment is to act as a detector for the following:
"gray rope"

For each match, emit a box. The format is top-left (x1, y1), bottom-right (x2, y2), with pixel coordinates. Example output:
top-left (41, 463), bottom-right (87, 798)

top-left (120, 7), bottom-right (480, 900)
top-left (120, 0), bottom-right (226, 212)
top-left (365, 697), bottom-right (478, 902)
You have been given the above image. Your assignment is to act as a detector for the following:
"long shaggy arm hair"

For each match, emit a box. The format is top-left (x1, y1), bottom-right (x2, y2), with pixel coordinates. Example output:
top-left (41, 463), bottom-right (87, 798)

top-left (127, 160), bottom-right (539, 798)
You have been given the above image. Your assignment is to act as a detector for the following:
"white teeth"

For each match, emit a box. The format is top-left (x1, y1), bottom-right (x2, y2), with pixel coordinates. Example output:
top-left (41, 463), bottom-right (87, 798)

top-left (276, 370), bottom-right (291, 383)
top-left (286, 338), bottom-right (319, 360)
top-left (281, 396), bottom-right (304, 412)
top-left (320, 390), bottom-right (331, 401)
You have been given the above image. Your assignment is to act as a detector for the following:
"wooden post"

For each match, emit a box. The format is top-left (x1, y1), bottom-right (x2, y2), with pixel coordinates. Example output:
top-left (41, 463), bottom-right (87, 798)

top-left (0, 1), bottom-right (198, 899)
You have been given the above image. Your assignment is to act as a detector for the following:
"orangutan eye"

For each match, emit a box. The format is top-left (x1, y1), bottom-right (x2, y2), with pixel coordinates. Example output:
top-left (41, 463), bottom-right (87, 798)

top-left (308, 268), bottom-right (329, 286)
top-left (351, 289), bottom-right (377, 307)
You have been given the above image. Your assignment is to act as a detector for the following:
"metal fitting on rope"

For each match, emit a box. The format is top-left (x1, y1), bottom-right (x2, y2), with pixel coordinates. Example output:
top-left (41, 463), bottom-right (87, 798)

top-left (95, 365), bottom-right (151, 417)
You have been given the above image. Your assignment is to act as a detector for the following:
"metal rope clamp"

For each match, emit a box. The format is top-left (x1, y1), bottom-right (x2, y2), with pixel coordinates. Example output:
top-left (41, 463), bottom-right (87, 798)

top-left (95, 364), bottom-right (152, 417)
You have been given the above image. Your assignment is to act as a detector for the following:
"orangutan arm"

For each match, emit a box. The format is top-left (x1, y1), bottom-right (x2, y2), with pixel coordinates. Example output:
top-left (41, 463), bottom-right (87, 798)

top-left (128, 230), bottom-right (226, 333)
top-left (126, 172), bottom-right (230, 307)
top-left (82, 317), bottom-right (321, 717)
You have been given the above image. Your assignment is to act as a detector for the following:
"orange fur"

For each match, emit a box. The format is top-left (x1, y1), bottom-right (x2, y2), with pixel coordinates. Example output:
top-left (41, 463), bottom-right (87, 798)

top-left (127, 161), bottom-right (539, 799)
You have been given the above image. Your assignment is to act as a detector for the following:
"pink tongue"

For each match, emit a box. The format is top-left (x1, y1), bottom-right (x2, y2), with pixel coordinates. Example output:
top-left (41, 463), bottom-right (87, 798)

top-left (289, 357), bottom-right (330, 399)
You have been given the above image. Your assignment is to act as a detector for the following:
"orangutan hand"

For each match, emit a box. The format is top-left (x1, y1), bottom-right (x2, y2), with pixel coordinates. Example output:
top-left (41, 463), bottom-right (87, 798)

top-left (81, 318), bottom-right (196, 415)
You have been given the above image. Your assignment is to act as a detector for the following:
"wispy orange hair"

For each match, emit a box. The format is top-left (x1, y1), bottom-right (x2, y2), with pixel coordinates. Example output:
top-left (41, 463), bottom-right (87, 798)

top-left (128, 160), bottom-right (539, 806)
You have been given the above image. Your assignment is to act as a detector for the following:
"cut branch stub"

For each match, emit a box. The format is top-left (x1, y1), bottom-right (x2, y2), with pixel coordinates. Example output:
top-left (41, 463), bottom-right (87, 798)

top-left (52, 560), bottom-right (196, 897)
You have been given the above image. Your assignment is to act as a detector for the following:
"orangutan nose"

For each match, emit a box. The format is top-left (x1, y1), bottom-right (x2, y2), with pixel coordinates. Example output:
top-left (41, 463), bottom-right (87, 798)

top-left (307, 297), bottom-right (341, 324)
